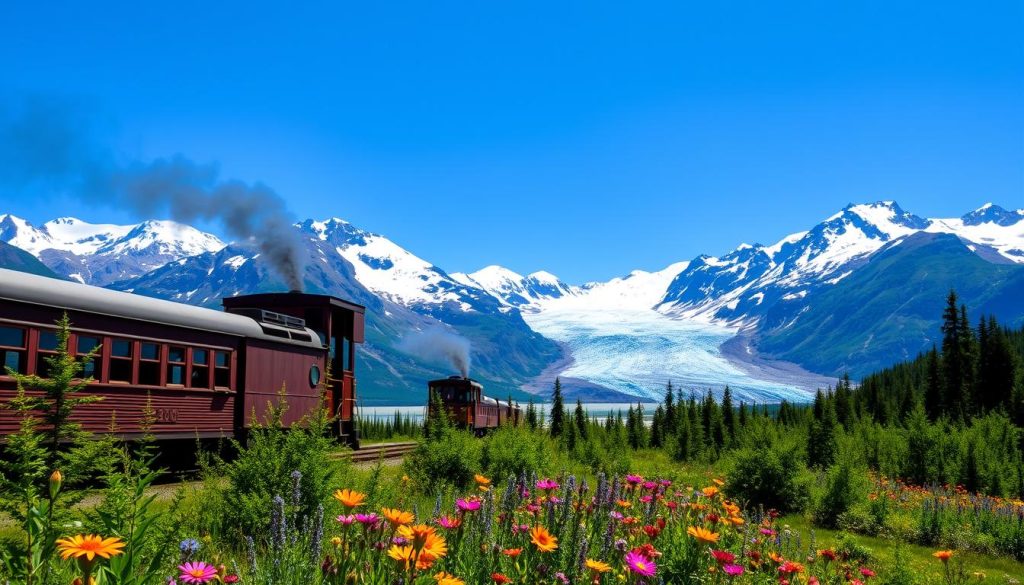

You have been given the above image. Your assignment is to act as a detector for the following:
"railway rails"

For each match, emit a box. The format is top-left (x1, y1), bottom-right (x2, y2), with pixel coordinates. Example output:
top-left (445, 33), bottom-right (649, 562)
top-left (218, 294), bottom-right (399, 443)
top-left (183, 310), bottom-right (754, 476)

top-left (333, 441), bottom-right (418, 463)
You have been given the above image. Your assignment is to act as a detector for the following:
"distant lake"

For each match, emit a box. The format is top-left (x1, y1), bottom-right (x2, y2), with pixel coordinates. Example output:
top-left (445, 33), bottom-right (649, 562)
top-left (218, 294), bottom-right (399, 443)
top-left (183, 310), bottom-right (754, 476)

top-left (358, 402), bottom-right (659, 424)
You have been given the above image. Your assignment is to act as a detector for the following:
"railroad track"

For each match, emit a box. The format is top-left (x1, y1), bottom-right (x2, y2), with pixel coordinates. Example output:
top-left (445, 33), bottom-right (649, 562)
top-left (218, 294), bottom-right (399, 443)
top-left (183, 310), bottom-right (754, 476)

top-left (333, 441), bottom-right (418, 463)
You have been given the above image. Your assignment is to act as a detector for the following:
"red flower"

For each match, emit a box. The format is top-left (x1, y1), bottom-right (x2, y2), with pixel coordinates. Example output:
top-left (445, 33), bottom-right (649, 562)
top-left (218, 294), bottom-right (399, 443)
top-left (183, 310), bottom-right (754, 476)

top-left (711, 549), bottom-right (736, 565)
top-left (860, 567), bottom-right (876, 579)
top-left (492, 573), bottom-right (513, 584)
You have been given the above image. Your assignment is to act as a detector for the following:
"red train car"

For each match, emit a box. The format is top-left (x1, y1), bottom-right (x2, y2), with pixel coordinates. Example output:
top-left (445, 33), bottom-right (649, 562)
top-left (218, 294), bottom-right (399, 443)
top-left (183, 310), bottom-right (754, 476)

top-left (427, 376), bottom-right (520, 435)
top-left (0, 268), bottom-right (365, 446)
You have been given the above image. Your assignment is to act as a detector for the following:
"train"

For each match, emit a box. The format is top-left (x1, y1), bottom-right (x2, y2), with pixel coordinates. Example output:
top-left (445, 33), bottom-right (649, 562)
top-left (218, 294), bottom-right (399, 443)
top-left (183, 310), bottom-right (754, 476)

top-left (427, 375), bottom-right (521, 434)
top-left (0, 268), bottom-right (365, 448)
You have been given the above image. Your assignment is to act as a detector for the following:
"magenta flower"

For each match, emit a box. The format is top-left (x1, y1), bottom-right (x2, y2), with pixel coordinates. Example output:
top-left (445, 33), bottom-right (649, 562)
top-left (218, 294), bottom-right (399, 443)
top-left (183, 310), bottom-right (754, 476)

top-left (456, 498), bottom-right (481, 512)
top-left (392, 536), bottom-right (408, 545)
top-left (642, 481), bottom-right (658, 491)
top-left (660, 479), bottom-right (672, 487)
top-left (355, 513), bottom-right (380, 526)
top-left (536, 478), bottom-right (559, 491)
top-left (178, 562), bottom-right (217, 585)
top-left (759, 527), bottom-right (775, 536)
top-left (639, 495), bottom-right (653, 504)
top-left (624, 551), bottom-right (657, 577)
top-left (336, 514), bottom-right (355, 525)
top-left (609, 511), bottom-right (624, 520)
top-left (438, 515), bottom-right (461, 529)
top-left (625, 474), bottom-right (644, 486)
top-left (723, 564), bottom-right (744, 576)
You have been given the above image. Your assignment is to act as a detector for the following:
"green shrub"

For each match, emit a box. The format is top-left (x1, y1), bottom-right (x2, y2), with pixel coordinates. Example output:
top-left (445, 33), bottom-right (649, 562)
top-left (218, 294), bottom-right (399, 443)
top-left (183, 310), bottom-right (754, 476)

top-left (725, 445), bottom-right (811, 514)
top-left (481, 423), bottom-right (548, 481)
top-left (404, 427), bottom-right (481, 494)
top-left (814, 459), bottom-right (868, 528)
top-left (218, 390), bottom-right (345, 539)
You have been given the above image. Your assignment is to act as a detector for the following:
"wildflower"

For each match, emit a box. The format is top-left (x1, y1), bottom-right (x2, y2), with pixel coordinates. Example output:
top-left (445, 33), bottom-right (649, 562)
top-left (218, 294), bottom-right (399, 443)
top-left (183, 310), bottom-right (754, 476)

top-left (502, 548), bottom-right (523, 557)
top-left (456, 498), bottom-right (482, 513)
top-left (336, 514), bottom-right (355, 526)
top-left (333, 489), bottom-right (367, 509)
top-left (817, 549), bottom-right (837, 561)
top-left (616, 499), bottom-right (632, 508)
top-left (223, 577), bottom-right (239, 584)
top-left (723, 564), bottom-right (744, 576)
top-left (530, 526), bottom-right (558, 553)
top-left (355, 512), bottom-right (380, 526)
top-left (382, 507), bottom-right (415, 527)
top-left (330, 537), bottom-right (342, 547)
top-left (625, 474), bottom-right (644, 486)
top-left (57, 535), bottom-right (126, 562)
top-left (555, 572), bottom-right (569, 584)
top-left (178, 562), bottom-right (218, 585)
top-left (434, 571), bottom-right (464, 585)
top-left (686, 526), bottom-right (719, 545)
top-left (536, 478), bottom-right (560, 491)
top-left (702, 486), bottom-right (719, 498)
top-left (711, 550), bottom-right (735, 565)
top-left (398, 524), bottom-right (448, 561)
top-left (492, 573), bottom-right (513, 584)
top-left (642, 481), bottom-right (658, 491)
top-left (475, 474), bottom-right (492, 487)
top-left (933, 550), bottom-right (954, 562)
top-left (624, 551), bottom-right (657, 577)
top-left (778, 561), bottom-right (804, 574)
top-left (860, 567), bottom-right (876, 579)
top-left (585, 559), bottom-right (611, 573)
top-left (438, 515), bottom-right (462, 529)
top-left (712, 478), bottom-right (725, 486)
top-left (49, 469), bottom-right (62, 499)
top-left (387, 545), bottom-right (415, 570)
top-left (179, 538), bottom-right (200, 556)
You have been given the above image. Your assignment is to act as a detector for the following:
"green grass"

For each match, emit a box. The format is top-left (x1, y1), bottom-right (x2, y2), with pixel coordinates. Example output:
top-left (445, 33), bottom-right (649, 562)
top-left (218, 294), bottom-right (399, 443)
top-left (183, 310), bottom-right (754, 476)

top-left (780, 514), bottom-right (1024, 581)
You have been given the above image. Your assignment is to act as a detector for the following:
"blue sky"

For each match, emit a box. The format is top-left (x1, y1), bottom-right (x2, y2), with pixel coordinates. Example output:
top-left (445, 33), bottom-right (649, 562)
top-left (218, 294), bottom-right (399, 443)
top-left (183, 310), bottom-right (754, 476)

top-left (1, 0), bottom-right (1021, 283)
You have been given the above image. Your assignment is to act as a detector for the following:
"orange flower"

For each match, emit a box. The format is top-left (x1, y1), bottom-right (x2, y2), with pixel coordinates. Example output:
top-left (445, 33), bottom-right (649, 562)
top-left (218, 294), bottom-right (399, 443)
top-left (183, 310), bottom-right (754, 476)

top-left (702, 486), bottom-right (719, 498)
top-left (382, 507), bottom-right (415, 527)
top-left (333, 489), bottom-right (367, 509)
top-left (475, 474), bottom-right (491, 486)
top-left (712, 478), bottom-right (725, 486)
top-left (530, 526), bottom-right (558, 553)
top-left (933, 550), bottom-right (954, 562)
top-left (729, 516), bottom-right (744, 525)
top-left (585, 559), bottom-right (612, 573)
top-left (56, 535), bottom-right (126, 561)
top-left (502, 548), bottom-right (523, 557)
top-left (686, 526), bottom-right (719, 545)
top-left (492, 573), bottom-right (513, 584)
top-left (616, 499), bottom-right (633, 508)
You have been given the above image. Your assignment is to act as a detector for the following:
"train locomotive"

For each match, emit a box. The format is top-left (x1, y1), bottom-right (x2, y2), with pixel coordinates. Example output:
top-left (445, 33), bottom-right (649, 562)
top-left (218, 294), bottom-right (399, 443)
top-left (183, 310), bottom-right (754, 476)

top-left (0, 268), bottom-right (365, 447)
top-left (427, 375), bottom-right (521, 434)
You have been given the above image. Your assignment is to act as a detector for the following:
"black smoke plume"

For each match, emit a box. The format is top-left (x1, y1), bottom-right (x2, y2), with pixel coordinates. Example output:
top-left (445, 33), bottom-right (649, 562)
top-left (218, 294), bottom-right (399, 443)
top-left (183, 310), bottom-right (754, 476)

top-left (397, 326), bottom-right (471, 378)
top-left (0, 95), bottom-right (305, 291)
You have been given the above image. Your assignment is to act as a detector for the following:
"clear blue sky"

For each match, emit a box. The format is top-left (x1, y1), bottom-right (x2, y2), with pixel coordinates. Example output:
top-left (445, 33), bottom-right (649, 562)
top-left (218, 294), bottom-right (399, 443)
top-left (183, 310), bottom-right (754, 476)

top-left (1, 0), bottom-right (1021, 283)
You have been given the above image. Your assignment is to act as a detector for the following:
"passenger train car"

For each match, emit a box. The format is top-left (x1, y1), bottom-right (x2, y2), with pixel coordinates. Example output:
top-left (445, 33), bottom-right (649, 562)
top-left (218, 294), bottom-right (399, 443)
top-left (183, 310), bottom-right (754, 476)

top-left (427, 375), bottom-right (521, 434)
top-left (0, 268), bottom-right (365, 446)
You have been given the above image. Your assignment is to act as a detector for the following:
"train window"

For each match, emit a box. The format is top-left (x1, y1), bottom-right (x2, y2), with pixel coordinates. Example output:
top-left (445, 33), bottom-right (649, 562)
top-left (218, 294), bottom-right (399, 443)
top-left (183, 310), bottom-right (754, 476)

top-left (109, 338), bottom-right (133, 383)
top-left (36, 330), bottom-right (59, 378)
top-left (214, 351), bottom-right (231, 389)
top-left (167, 346), bottom-right (185, 386)
top-left (0, 326), bottom-right (26, 375)
top-left (190, 349), bottom-right (210, 389)
top-left (139, 342), bottom-right (160, 386)
top-left (76, 336), bottom-right (102, 380)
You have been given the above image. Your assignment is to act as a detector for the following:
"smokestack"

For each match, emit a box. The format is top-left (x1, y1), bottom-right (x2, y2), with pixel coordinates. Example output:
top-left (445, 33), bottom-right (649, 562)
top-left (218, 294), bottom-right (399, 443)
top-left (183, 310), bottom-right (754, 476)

top-left (0, 96), bottom-right (306, 291)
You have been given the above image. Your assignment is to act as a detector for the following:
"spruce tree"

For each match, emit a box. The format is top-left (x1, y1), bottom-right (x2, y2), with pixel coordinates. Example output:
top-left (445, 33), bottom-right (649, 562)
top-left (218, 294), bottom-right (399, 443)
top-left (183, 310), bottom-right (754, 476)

top-left (525, 399), bottom-right (538, 430)
top-left (721, 386), bottom-right (736, 444)
top-left (573, 398), bottom-right (588, 441)
top-left (549, 377), bottom-right (565, 438)
top-left (650, 405), bottom-right (665, 448)
top-left (663, 381), bottom-right (676, 436)
top-left (941, 290), bottom-right (965, 420)
top-left (924, 347), bottom-right (943, 421)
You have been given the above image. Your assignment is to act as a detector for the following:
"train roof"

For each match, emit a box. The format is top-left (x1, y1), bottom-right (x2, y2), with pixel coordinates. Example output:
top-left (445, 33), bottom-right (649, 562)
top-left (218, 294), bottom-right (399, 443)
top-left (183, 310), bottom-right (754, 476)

top-left (0, 268), bottom-right (323, 348)
top-left (427, 376), bottom-right (483, 387)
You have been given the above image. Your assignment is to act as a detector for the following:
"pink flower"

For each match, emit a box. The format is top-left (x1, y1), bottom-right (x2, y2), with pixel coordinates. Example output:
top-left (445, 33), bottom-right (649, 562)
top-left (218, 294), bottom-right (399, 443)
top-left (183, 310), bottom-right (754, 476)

top-left (860, 567), bottom-right (876, 579)
top-left (625, 474), bottom-right (644, 486)
top-left (610, 511), bottom-right (624, 521)
top-left (624, 551), bottom-right (657, 577)
top-left (355, 513), bottom-right (380, 527)
top-left (456, 498), bottom-right (481, 512)
top-left (760, 527), bottom-right (775, 536)
top-left (639, 495), bottom-right (653, 504)
top-left (178, 562), bottom-right (218, 585)
top-left (438, 515), bottom-right (461, 529)
top-left (536, 479), bottom-right (560, 491)
top-left (336, 514), bottom-right (355, 526)
top-left (723, 564), bottom-right (744, 576)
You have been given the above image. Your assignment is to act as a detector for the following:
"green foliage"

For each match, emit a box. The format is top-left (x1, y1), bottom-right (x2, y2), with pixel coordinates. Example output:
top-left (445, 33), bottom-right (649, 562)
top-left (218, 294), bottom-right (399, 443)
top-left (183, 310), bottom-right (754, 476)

top-left (480, 422), bottom-right (549, 481)
top-left (218, 387), bottom-right (344, 539)
top-left (548, 377), bottom-right (565, 438)
top-left (725, 443), bottom-right (811, 514)
top-left (814, 456), bottom-right (868, 529)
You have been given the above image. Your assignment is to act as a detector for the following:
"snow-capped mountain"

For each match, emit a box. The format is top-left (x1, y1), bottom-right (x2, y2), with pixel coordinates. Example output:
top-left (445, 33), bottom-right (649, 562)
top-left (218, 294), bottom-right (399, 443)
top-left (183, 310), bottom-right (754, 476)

top-left (0, 215), bottom-right (224, 285)
top-left (655, 201), bottom-right (1024, 327)
top-left (451, 266), bottom-right (578, 308)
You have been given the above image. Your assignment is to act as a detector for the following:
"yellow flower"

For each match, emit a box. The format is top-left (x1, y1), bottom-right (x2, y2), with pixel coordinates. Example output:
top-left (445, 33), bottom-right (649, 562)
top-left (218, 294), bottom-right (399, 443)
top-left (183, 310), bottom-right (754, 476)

top-left (56, 534), bottom-right (126, 561)
top-left (387, 545), bottom-right (415, 570)
top-left (686, 526), bottom-right (719, 545)
top-left (330, 537), bottom-right (342, 547)
top-left (434, 572), bottom-right (465, 585)
top-left (530, 525), bottom-right (558, 553)
top-left (382, 507), bottom-right (415, 526)
top-left (474, 474), bottom-right (491, 486)
top-left (398, 524), bottom-right (447, 560)
top-left (332, 489), bottom-right (366, 509)
top-left (701, 486), bottom-right (719, 498)
top-left (585, 558), bottom-right (612, 573)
